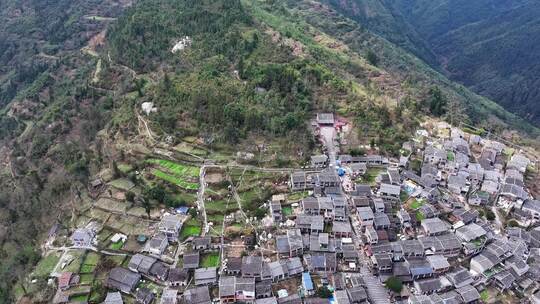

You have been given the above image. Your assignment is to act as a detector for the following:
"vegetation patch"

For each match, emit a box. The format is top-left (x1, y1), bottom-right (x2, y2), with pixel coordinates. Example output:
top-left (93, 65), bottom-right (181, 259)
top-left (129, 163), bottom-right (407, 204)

top-left (180, 218), bottom-right (202, 240)
top-left (117, 163), bottom-right (133, 173)
top-left (83, 252), bottom-right (100, 266)
top-left (147, 159), bottom-right (200, 177)
top-left (287, 191), bottom-right (309, 202)
top-left (480, 290), bottom-right (489, 302)
top-left (152, 169), bottom-right (199, 190)
top-left (206, 200), bottom-right (238, 214)
top-left (109, 178), bottom-right (135, 191)
top-left (108, 241), bottom-right (124, 250)
top-left (64, 250), bottom-right (86, 273)
top-left (447, 151), bottom-right (455, 161)
top-left (33, 252), bottom-right (61, 278)
top-left (70, 294), bottom-right (88, 302)
top-left (200, 252), bottom-right (220, 267)
top-left (359, 168), bottom-right (382, 185)
top-left (282, 206), bottom-right (293, 217)
top-left (410, 199), bottom-right (425, 210)
top-left (79, 273), bottom-right (94, 285)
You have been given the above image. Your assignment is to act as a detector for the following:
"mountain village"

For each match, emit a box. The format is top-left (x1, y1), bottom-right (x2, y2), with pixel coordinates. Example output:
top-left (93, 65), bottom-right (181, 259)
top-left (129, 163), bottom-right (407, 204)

top-left (33, 113), bottom-right (540, 304)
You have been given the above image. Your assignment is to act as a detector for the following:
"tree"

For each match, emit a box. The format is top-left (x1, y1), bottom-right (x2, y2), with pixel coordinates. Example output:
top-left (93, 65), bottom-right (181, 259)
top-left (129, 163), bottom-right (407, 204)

top-left (316, 286), bottom-right (333, 298)
top-left (189, 207), bottom-right (198, 218)
top-left (349, 148), bottom-right (366, 157)
top-left (486, 210), bottom-right (496, 221)
top-left (508, 219), bottom-right (519, 227)
top-left (428, 86), bottom-right (447, 116)
top-left (125, 191), bottom-right (135, 203)
top-left (112, 160), bottom-right (121, 179)
top-left (366, 50), bottom-right (379, 66)
top-left (385, 276), bottom-right (403, 293)
top-left (144, 185), bottom-right (166, 202)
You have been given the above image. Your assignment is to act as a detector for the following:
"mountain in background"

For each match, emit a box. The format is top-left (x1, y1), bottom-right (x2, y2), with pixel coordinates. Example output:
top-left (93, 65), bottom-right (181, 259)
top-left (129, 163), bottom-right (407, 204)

top-left (322, 0), bottom-right (540, 125)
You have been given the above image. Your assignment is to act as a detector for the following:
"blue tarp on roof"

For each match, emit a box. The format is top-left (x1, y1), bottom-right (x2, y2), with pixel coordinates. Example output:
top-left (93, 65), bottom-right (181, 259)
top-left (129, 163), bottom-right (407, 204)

top-left (337, 167), bottom-right (346, 176)
top-left (175, 206), bottom-right (190, 214)
top-left (302, 272), bottom-right (314, 291)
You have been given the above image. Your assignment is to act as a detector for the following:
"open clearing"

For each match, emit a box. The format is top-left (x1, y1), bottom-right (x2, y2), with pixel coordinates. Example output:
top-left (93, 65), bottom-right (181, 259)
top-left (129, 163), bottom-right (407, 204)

top-left (33, 252), bottom-right (61, 278)
top-left (200, 252), bottom-right (220, 267)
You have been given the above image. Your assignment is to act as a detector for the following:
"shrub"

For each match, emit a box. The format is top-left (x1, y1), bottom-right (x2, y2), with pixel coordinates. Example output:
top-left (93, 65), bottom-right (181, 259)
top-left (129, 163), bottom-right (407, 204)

top-left (486, 210), bottom-right (496, 221)
top-left (316, 286), bottom-right (332, 298)
top-left (508, 219), bottom-right (519, 227)
top-left (385, 276), bottom-right (403, 293)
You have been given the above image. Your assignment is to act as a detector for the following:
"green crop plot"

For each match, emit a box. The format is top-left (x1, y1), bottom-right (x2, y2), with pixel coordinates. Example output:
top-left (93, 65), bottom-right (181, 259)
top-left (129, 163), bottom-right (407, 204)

top-left (180, 218), bottom-right (202, 240)
top-left (200, 252), bottom-right (220, 267)
top-left (147, 159), bottom-right (199, 177)
top-left (152, 169), bottom-right (199, 190)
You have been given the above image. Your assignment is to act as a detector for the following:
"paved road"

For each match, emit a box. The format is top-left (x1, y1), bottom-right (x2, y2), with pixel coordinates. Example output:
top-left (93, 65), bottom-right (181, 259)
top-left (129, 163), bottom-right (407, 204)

top-left (197, 165), bottom-right (209, 236)
top-left (320, 126), bottom-right (338, 167)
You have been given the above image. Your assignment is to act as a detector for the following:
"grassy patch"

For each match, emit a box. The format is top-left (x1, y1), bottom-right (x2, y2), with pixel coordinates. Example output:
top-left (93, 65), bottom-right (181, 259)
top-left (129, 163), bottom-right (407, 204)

top-left (206, 200), bottom-right (238, 214)
top-left (70, 294), bottom-right (88, 302)
top-left (447, 151), bottom-right (455, 161)
top-left (79, 273), bottom-right (94, 285)
top-left (207, 214), bottom-right (224, 224)
top-left (480, 290), bottom-right (488, 302)
top-left (33, 252), bottom-right (61, 278)
top-left (210, 225), bottom-right (223, 236)
top-left (287, 191), bottom-right (309, 202)
top-left (109, 178), bottom-right (135, 191)
top-left (174, 143), bottom-right (209, 157)
top-left (282, 206), bottom-right (293, 216)
top-left (360, 168), bottom-right (382, 185)
top-left (174, 192), bottom-right (198, 206)
top-left (108, 241), bottom-right (124, 250)
top-left (152, 169), bottom-right (199, 190)
top-left (117, 163), bottom-right (133, 173)
top-left (80, 264), bottom-right (96, 274)
top-left (410, 159), bottom-right (422, 174)
top-left (147, 159), bottom-right (199, 177)
top-left (200, 252), bottom-right (220, 267)
top-left (83, 252), bottom-right (100, 265)
top-left (180, 218), bottom-right (202, 240)
top-left (410, 199), bottom-right (425, 210)
top-left (108, 255), bottom-right (126, 266)
top-left (415, 211), bottom-right (425, 222)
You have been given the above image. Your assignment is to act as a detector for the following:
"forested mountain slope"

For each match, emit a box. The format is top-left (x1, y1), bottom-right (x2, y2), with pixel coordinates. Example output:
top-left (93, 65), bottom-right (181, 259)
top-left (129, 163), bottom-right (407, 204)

top-left (0, 0), bottom-right (538, 302)
top-left (0, 0), bottom-right (129, 301)
top-left (324, 0), bottom-right (540, 125)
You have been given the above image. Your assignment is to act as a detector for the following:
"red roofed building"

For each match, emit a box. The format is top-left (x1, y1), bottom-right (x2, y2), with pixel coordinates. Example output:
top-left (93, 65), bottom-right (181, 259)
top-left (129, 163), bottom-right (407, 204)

top-left (58, 272), bottom-right (73, 290)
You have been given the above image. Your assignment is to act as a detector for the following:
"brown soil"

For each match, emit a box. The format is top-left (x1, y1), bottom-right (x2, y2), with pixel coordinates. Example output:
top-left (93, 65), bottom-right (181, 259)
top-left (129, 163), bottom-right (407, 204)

top-left (206, 172), bottom-right (224, 184)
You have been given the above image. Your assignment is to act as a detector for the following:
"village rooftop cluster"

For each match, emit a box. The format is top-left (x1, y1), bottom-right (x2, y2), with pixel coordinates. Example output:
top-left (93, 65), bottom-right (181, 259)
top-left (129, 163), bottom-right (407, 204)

top-left (38, 113), bottom-right (540, 304)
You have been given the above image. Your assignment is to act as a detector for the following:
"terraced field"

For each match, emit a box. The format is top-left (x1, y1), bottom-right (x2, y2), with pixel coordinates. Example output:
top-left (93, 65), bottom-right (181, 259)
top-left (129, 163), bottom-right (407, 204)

top-left (147, 159), bottom-right (200, 190)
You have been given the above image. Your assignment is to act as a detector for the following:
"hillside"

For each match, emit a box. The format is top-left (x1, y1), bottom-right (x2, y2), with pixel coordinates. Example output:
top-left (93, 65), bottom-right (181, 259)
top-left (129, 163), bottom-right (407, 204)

top-left (0, 0), bottom-right (539, 302)
top-left (324, 0), bottom-right (540, 125)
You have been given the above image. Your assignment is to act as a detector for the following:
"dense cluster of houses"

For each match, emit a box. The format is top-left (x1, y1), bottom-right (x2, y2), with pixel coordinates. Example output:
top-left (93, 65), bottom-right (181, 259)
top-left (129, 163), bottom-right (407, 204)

top-left (52, 117), bottom-right (539, 304)
top-left (277, 121), bottom-right (539, 303)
